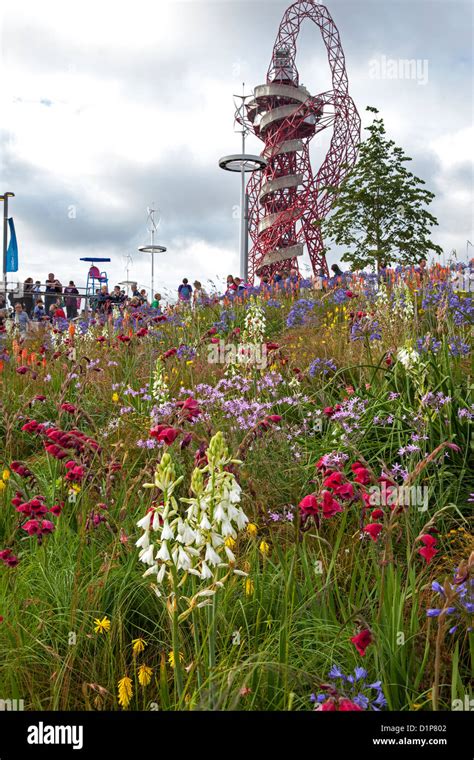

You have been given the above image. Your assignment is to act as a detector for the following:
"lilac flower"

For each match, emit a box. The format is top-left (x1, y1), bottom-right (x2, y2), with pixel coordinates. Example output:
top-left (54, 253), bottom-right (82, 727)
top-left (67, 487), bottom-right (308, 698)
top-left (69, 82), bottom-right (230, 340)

top-left (286, 299), bottom-right (316, 328)
top-left (448, 337), bottom-right (470, 357)
top-left (308, 358), bottom-right (337, 377)
top-left (313, 666), bottom-right (387, 711)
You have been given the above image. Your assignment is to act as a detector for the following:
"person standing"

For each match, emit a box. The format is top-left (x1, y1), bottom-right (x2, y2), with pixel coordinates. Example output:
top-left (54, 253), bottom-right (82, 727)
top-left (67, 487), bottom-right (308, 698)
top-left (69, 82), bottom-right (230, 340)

top-left (33, 299), bottom-right (46, 322)
top-left (44, 273), bottom-right (57, 313)
top-left (64, 281), bottom-right (80, 320)
top-left (14, 303), bottom-right (30, 336)
top-left (151, 292), bottom-right (162, 310)
top-left (192, 281), bottom-right (208, 307)
top-left (23, 278), bottom-right (34, 317)
top-left (178, 278), bottom-right (192, 304)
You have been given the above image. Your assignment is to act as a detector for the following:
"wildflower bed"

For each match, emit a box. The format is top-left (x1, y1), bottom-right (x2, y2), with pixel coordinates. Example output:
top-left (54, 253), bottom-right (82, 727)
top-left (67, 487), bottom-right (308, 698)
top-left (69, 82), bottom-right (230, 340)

top-left (0, 276), bottom-right (472, 711)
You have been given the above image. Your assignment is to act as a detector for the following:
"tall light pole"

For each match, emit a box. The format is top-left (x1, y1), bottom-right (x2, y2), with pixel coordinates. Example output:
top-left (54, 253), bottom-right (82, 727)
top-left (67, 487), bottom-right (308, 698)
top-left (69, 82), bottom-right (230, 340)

top-left (1, 191), bottom-right (15, 296)
top-left (219, 85), bottom-right (266, 282)
top-left (138, 205), bottom-right (167, 298)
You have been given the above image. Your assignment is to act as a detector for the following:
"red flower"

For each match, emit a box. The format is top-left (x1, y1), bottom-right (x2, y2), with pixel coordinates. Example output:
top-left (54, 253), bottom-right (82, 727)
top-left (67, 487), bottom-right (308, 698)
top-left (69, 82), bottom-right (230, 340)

top-left (60, 403), bottom-right (77, 414)
top-left (136, 328), bottom-right (148, 337)
top-left (323, 472), bottom-right (343, 488)
top-left (22, 519), bottom-right (41, 536)
top-left (32, 395), bottom-right (46, 402)
top-left (45, 444), bottom-right (68, 460)
top-left (334, 482), bottom-right (354, 500)
top-left (298, 494), bottom-right (319, 517)
top-left (150, 424), bottom-right (169, 439)
top-left (21, 419), bottom-right (39, 432)
top-left (207, 326), bottom-right (218, 335)
top-left (419, 533), bottom-right (437, 547)
top-left (176, 397), bottom-right (201, 420)
top-left (162, 348), bottom-right (177, 358)
top-left (352, 465), bottom-right (371, 485)
top-left (210, 337), bottom-right (220, 344)
top-left (370, 509), bottom-right (384, 520)
top-left (10, 461), bottom-right (33, 478)
top-left (319, 700), bottom-right (337, 711)
top-left (266, 342), bottom-right (279, 351)
top-left (338, 699), bottom-right (363, 711)
top-left (49, 503), bottom-right (63, 516)
top-left (156, 427), bottom-right (180, 445)
top-left (345, 290), bottom-right (355, 298)
top-left (16, 366), bottom-right (29, 374)
top-left (320, 490), bottom-right (343, 518)
top-left (65, 462), bottom-right (86, 482)
top-left (364, 522), bottom-right (383, 541)
top-left (265, 414), bottom-right (282, 423)
top-left (418, 545), bottom-right (438, 564)
top-left (351, 629), bottom-right (372, 656)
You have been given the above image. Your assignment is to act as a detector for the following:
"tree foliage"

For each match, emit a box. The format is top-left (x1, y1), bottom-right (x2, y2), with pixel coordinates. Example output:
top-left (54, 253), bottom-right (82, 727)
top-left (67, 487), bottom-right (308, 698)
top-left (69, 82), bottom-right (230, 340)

top-left (321, 107), bottom-right (443, 271)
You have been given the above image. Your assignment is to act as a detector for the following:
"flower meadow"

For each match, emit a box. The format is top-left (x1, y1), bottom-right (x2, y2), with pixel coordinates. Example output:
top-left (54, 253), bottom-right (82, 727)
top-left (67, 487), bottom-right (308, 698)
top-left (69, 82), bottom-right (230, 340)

top-left (0, 270), bottom-right (472, 712)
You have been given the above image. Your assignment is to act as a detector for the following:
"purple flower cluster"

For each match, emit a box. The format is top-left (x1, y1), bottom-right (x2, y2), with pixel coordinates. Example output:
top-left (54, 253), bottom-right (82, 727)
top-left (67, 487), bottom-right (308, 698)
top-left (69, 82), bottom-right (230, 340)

top-left (350, 318), bottom-right (382, 342)
top-left (176, 344), bottom-right (197, 360)
top-left (332, 288), bottom-right (350, 305)
top-left (286, 299), bottom-right (316, 328)
top-left (308, 357), bottom-right (337, 377)
top-left (421, 391), bottom-right (452, 410)
top-left (332, 396), bottom-right (368, 435)
top-left (311, 666), bottom-right (387, 711)
top-left (448, 337), bottom-right (470, 357)
top-left (427, 574), bottom-right (474, 634)
top-left (416, 335), bottom-right (442, 354)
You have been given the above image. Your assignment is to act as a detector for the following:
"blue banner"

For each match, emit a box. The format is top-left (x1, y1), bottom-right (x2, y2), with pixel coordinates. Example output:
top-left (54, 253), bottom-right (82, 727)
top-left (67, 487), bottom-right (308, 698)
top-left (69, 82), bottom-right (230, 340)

top-left (6, 217), bottom-right (18, 272)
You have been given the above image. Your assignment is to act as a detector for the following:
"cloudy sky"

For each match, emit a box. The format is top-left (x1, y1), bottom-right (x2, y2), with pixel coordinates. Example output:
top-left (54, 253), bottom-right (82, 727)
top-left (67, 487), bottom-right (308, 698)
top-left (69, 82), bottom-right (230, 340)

top-left (0, 0), bottom-right (472, 298)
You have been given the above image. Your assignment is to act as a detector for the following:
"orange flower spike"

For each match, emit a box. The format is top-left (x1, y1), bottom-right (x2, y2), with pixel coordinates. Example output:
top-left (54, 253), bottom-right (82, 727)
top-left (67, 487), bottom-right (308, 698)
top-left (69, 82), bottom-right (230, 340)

top-left (21, 348), bottom-right (28, 361)
top-left (68, 322), bottom-right (76, 337)
top-left (42, 357), bottom-right (47, 368)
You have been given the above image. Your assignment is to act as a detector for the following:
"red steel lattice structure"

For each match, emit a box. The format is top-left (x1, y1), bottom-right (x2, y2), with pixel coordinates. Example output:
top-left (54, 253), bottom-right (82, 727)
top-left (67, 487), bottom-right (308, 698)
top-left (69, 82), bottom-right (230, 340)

top-left (240, 0), bottom-right (360, 281)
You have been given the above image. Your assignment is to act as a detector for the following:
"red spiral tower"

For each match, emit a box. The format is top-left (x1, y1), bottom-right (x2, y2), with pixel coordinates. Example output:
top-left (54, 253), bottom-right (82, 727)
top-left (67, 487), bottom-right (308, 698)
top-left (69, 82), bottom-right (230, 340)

top-left (241, 1), bottom-right (360, 281)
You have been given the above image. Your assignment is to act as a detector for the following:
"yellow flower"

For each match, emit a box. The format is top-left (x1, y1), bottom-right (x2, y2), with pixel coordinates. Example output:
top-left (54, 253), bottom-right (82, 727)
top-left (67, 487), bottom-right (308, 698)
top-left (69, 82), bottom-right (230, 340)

top-left (259, 540), bottom-right (270, 556)
top-left (132, 638), bottom-right (147, 655)
top-left (247, 523), bottom-right (258, 537)
top-left (186, 360), bottom-right (193, 366)
top-left (168, 651), bottom-right (184, 669)
top-left (112, 392), bottom-right (119, 403)
top-left (244, 578), bottom-right (255, 596)
top-left (224, 536), bottom-right (236, 549)
top-left (2, 469), bottom-right (10, 481)
top-left (138, 664), bottom-right (153, 687)
top-left (118, 676), bottom-right (133, 708)
top-left (94, 616), bottom-right (111, 634)
top-left (70, 483), bottom-right (81, 494)
top-left (0, 481), bottom-right (5, 492)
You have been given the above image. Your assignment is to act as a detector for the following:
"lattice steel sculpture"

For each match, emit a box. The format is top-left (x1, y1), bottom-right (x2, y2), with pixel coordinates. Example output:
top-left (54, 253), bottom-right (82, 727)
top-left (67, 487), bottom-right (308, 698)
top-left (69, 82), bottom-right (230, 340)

top-left (239, 1), bottom-right (361, 281)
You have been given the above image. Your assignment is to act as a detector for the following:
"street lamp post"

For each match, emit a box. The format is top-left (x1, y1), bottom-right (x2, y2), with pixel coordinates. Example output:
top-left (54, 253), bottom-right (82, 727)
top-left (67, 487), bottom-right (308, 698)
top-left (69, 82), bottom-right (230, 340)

top-left (1, 192), bottom-right (15, 296)
top-left (138, 206), bottom-right (166, 298)
top-left (219, 85), bottom-right (267, 282)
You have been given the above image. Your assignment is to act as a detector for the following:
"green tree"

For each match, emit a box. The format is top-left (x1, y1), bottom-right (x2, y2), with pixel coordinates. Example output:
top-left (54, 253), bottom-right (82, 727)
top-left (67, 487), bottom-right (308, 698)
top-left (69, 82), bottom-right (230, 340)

top-left (321, 107), bottom-right (442, 272)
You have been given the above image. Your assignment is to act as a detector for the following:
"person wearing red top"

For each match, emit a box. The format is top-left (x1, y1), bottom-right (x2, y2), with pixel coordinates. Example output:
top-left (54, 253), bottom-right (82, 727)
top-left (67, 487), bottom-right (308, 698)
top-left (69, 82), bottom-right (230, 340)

top-left (49, 303), bottom-right (66, 321)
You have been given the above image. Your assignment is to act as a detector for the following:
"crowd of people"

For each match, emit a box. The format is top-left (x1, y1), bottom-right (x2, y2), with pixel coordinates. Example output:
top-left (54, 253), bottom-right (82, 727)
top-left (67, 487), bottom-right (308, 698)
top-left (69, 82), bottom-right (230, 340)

top-left (1, 259), bottom-right (473, 339)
